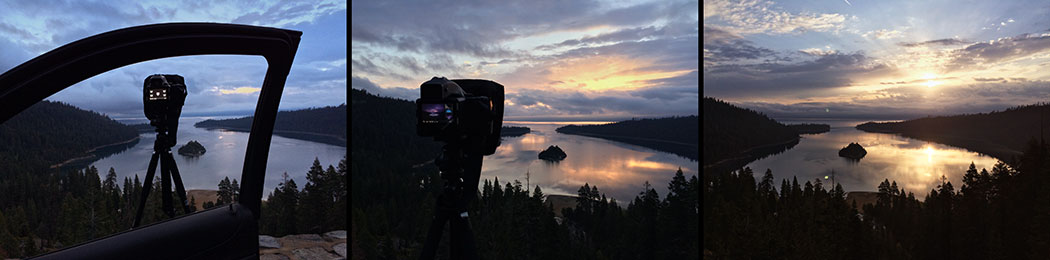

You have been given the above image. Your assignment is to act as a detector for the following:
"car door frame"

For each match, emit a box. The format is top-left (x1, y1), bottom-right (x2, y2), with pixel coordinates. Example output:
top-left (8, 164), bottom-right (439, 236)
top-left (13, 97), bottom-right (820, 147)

top-left (0, 22), bottom-right (301, 259)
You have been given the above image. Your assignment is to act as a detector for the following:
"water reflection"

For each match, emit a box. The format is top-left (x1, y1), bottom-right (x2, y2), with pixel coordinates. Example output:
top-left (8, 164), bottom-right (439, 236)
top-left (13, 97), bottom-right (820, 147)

top-left (483, 123), bottom-right (698, 203)
top-left (745, 127), bottom-right (1000, 196)
top-left (88, 117), bottom-right (346, 195)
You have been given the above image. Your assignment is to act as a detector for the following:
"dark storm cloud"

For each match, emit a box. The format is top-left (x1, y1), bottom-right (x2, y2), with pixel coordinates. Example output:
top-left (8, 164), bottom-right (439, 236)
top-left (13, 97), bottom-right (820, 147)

top-left (704, 52), bottom-right (896, 98)
top-left (703, 26), bottom-right (775, 63)
top-left (946, 32), bottom-right (1050, 71)
top-left (897, 38), bottom-right (971, 47)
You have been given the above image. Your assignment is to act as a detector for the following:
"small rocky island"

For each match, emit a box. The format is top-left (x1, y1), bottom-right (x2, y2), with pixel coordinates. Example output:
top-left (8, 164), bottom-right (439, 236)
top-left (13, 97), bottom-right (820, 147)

top-left (838, 142), bottom-right (867, 160)
top-left (538, 145), bottom-right (567, 161)
top-left (178, 140), bottom-right (207, 156)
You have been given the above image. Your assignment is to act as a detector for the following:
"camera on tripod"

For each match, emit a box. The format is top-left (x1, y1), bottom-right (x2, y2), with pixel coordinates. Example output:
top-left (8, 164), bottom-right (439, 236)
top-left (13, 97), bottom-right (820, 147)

top-left (134, 74), bottom-right (192, 228)
top-left (415, 77), bottom-right (505, 260)
top-left (416, 77), bottom-right (504, 155)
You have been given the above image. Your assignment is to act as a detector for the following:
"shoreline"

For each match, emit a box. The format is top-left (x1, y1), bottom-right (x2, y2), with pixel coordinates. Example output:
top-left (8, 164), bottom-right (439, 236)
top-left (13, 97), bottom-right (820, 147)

top-left (50, 135), bottom-right (141, 169)
top-left (703, 136), bottom-right (801, 172)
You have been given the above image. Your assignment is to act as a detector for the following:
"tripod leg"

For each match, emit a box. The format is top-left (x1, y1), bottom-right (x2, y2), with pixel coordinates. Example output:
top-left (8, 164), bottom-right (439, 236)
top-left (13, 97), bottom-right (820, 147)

top-left (164, 153), bottom-right (192, 214)
top-left (449, 211), bottom-right (479, 260)
top-left (419, 200), bottom-right (451, 260)
top-left (160, 152), bottom-right (174, 218)
top-left (133, 153), bottom-right (161, 228)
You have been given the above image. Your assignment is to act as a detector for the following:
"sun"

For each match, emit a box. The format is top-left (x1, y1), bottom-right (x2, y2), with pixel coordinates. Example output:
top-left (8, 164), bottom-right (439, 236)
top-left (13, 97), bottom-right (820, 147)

top-left (921, 73), bottom-right (941, 88)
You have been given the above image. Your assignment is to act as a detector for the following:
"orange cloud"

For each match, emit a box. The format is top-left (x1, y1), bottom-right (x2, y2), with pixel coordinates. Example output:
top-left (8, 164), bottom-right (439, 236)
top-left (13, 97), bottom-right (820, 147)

top-left (545, 55), bottom-right (693, 91)
top-left (219, 87), bottom-right (261, 95)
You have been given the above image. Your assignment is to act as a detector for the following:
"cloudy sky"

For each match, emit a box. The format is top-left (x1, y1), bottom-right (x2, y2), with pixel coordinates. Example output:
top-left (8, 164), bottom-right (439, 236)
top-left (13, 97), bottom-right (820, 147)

top-left (705, 0), bottom-right (1050, 119)
top-left (351, 0), bottom-right (699, 122)
top-left (0, 0), bottom-right (346, 119)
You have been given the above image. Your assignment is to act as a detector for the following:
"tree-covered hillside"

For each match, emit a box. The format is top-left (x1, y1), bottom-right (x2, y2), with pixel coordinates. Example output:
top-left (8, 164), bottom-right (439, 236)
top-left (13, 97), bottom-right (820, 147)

top-left (556, 115), bottom-right (698, 161)
top-left (857, 103), bottom-right (1050, 161)
top-left (703, 97), bottom-right (799, 168)
top-left (0, 101), bottom-right (137, 177)
top-left (194, 104), bottom-right (347, 146)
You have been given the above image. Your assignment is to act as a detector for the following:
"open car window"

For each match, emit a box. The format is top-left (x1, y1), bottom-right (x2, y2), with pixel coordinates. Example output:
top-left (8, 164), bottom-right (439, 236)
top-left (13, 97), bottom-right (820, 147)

top-left (0, 23), bottom-right (342, 259)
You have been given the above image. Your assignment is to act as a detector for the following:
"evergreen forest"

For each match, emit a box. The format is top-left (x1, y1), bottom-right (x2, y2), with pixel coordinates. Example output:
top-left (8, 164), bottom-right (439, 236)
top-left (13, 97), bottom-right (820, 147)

top-left (351, 88), bottom-right (700, 259)
top-left (704, 139), bottom-right (1050, 259)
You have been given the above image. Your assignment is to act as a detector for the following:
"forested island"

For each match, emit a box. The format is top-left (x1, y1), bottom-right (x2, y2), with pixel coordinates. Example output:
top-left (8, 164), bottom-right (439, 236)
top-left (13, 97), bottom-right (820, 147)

top-left (556, 115), bottom-right (698, 161)
top-left (855, 103), bottom-right (1050, 161)
top-left (538, 145), bottom-right (567, 161)
top-left (177, 140), bottom-right (206, 156)
top-left (351, 88), bottom-right (699, 259)
top-left (703, 97), bottom-right (800, 171)
top-left (194, 104), bottom-right (347, 147)
top-left (838, 142), bottom-right (867, 160)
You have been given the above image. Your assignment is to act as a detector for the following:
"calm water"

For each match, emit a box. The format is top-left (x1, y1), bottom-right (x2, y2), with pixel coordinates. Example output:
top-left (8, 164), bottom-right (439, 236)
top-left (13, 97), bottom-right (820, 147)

top-left (482, 122), bottom-right (699, 203)
top-left (88, 117), bottom-right (346, 196)
top-left (745, 120), bottom-right (1001, 195)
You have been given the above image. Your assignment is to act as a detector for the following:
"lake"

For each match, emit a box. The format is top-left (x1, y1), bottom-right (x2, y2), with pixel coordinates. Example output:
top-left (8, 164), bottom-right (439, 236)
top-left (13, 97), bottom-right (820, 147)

top-left (745, 119), bottom-right (1001, 196)
top-left (88, 117), bottom-right (346, 197)
top-left (482, 122), bottom-right (699, 203)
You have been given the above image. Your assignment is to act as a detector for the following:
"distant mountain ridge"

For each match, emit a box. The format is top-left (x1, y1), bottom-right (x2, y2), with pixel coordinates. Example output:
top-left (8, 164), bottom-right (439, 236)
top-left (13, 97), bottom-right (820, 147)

top-left (703, 97), bottom-right (800, 170)
top-left (556, 115), bottom-right (699, 161)
top-left (855, 103), bottom-right (1050, 161)
top-left (0, 101), bottom-right (138, 175)
top-left (194, 104), bottom-right (347, 147)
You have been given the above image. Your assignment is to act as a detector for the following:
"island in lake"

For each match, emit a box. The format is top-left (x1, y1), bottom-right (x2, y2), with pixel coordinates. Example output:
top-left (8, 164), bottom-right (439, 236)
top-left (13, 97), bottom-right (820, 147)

top-left (178, 140), bottom-right (206, 156)
top-left (838, 142), bottom-right (867, 160)
top-left (538, 145), bottom-right (567, 161)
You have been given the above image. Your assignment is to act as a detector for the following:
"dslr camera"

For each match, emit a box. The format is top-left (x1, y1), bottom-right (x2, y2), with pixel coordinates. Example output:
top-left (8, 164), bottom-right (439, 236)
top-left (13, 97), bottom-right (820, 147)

top-left (416, 77), bottom-right (504, 155)
top-left (143, 74), bottom-right (187, 146)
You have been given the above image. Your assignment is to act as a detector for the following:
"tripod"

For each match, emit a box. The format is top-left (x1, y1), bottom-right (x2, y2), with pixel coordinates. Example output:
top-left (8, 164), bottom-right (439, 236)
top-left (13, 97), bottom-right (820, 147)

top-left (419, 143), bottom-right (481, 260)
top-left (132, 126), bottom-right (192, 228)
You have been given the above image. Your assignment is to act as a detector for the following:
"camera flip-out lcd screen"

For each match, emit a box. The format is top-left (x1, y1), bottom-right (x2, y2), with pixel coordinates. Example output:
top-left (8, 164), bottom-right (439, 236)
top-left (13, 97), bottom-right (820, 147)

top-left (422, 103), bottom-right (452, 121)
top-left (149, 88), bottom-right (168, 100)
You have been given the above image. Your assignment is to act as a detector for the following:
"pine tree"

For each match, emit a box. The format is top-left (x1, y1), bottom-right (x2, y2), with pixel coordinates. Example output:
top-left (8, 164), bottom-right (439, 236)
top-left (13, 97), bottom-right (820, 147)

top-left (298, 158), bottom-right (326, 233)
top-left (216, 177), bottom-right (232, 205)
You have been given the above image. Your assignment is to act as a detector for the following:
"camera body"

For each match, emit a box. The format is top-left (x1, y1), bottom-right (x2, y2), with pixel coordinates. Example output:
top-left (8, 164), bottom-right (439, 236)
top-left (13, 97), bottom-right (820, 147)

top-left (143, 74), bottom-right (187, 146)
top-left (416, 77), bottom-right (504, 155)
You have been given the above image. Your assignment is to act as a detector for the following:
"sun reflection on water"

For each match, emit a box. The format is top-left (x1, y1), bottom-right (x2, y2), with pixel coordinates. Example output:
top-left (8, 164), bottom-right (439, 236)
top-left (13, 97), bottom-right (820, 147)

top-left (746, 127), bottom-right (1001, 199)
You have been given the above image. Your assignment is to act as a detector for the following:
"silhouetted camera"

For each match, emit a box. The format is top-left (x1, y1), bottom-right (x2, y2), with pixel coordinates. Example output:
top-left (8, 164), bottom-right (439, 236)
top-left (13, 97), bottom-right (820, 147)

top-left (416, 77), bottom-right (504, 155)
top-left (143, 74), bottom-right (187, 144)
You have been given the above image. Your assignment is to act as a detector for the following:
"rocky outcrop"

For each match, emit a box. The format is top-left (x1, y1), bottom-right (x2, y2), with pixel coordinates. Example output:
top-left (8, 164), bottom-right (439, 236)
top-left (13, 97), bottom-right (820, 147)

top-left (538, 145), bottom-right (567, 161)
top-left (259, 230), bottom-right (346, 260)
top-left (838, 142), bottom-right (867, 160)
